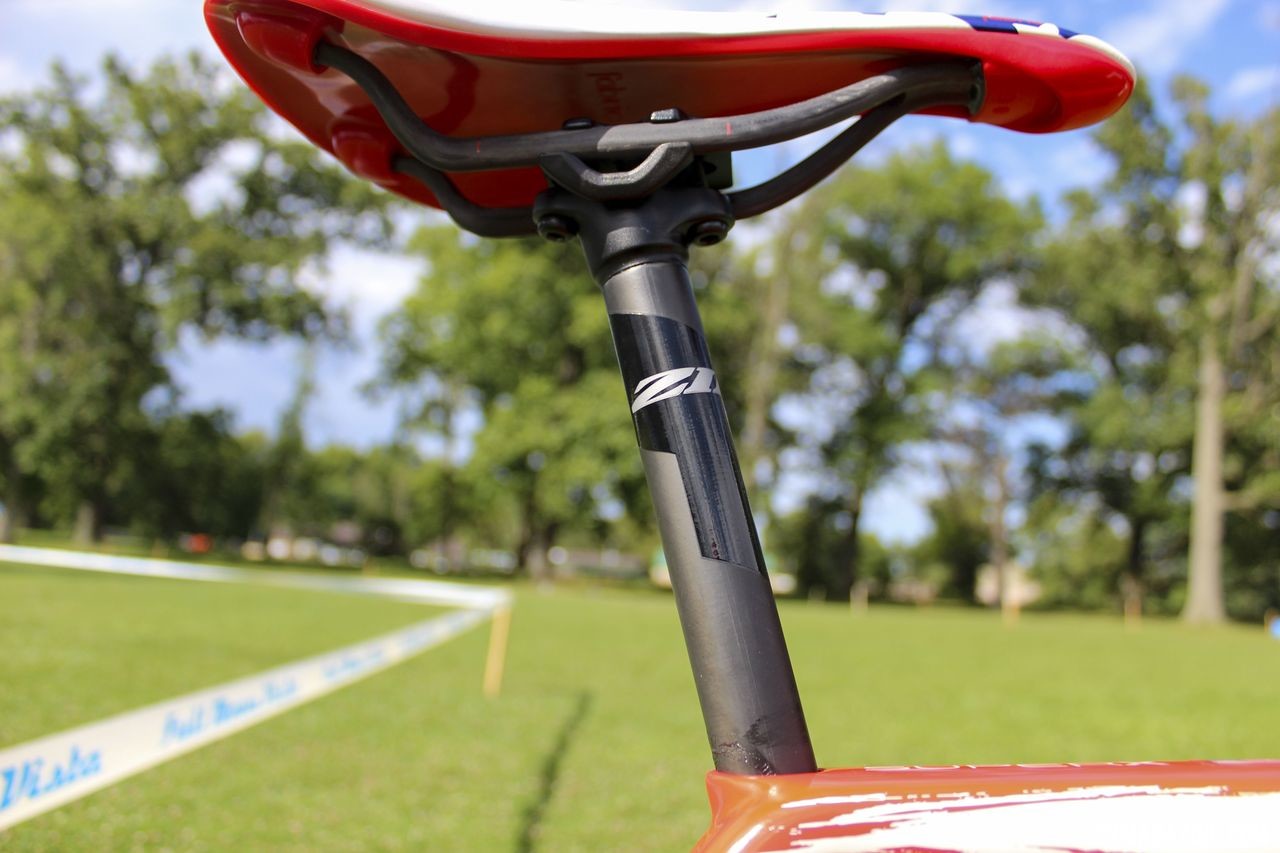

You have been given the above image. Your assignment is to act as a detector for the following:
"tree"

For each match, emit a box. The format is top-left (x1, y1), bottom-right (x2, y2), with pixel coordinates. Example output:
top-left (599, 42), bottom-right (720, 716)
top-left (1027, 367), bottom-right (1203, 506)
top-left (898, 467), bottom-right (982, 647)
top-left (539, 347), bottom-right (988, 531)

top-left (770, 497), bottom-right (895, 601)
top-left (930, 339), bottom-right (1070, 609)
top-left (1019, 212), bottom-right (1190, 619)
top-left (1173, 85), bottom-right (1280, 623)
top-left (1032, 80), bottom-right (1280, 623)
top-left (126, 410), bottom-right (269, 540)
top-left (0, 54), bottom-right (389, 541)
top-left (783, 142), bottom-right (1042, 600)
top-left (912, 474), bottom-right (990, 603)
top-left (466, 372), bottom-right (642, 575)
top-left (378, 231), bottom-right (647, 574)
top-left (259, 348), bottom-right (319, 537)
top-left (1019, 491), bottom-right (1129, 612)
top-left (691, 239), bottom-right (803, 505)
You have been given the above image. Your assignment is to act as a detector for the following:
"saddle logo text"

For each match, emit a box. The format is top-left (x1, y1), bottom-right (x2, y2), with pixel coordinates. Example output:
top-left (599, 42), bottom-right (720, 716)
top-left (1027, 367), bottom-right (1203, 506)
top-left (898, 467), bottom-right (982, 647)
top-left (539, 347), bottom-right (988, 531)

top-left (631, 367), bottom-right (720, 413)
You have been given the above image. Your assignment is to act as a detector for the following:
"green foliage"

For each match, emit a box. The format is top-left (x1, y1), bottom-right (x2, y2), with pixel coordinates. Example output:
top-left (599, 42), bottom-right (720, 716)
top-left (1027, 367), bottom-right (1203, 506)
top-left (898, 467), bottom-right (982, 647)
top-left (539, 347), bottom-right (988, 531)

top-left (127, 411), bottom-right (269, 540)
top-left (380, 232), bottom-right (613, 402)
top-left (1027, 78), bottom-right (1280, 620)
top-left (467, 372), bottom-right (645, 538)
top-left (1222, 512), bottom-right (1280, 620)
top-left (782, 142), bottom-right (1042, 598)
top-left (770, 499), bottom-right (900, 598)
top-left (913, 482), bottom-right (990, 602)
top-left (377, 231), bottom-right (647, 568)
top-left (0, 53), bottom-right (390, 540)
top-left (1020, 495), bottom-right (1128, 611)
top-left (3, 55), bottom-right (1274, 623)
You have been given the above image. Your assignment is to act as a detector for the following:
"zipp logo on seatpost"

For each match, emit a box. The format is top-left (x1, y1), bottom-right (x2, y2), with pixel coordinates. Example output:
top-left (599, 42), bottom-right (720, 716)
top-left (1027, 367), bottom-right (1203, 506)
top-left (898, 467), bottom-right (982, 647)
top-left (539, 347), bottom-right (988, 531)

top-left (631, 367), bottom-right (720, 414)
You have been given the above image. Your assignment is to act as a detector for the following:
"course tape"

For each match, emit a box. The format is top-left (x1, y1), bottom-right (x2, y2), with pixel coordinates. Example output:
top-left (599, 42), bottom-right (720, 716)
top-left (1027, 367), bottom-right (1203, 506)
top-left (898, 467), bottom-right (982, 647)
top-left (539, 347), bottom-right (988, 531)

top-left (0, 545), bottom-right (508, 610)
top-left (0, 545), bottom-right (511, 832)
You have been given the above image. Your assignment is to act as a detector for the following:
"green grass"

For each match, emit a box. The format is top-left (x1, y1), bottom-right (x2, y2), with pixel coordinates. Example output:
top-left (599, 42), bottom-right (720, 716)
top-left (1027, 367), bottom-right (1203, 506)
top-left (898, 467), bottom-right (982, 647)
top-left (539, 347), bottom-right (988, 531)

top-left (3, 562), bottom-right (1279, 851)
top-left (0, 563), bottom-right (443, 747)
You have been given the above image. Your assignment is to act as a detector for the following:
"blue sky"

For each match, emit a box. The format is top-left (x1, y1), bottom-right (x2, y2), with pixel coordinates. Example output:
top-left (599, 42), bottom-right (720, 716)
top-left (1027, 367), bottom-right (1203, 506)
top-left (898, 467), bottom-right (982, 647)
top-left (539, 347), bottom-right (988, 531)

top-left (3, 0), bottom-right (1278, 541)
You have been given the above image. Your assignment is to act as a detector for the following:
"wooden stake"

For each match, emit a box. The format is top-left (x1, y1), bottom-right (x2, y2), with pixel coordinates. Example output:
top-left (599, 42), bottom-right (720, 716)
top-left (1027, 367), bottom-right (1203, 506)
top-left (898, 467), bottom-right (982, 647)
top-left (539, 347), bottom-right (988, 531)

top-left (482, 605), bottom-right (513, 699)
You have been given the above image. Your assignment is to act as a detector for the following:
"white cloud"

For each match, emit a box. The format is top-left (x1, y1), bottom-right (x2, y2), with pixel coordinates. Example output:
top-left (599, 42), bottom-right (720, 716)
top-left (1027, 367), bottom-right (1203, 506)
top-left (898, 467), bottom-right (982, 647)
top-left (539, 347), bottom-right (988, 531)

top-left (0, 55), bottom-right (32, 94)
top-left (1103, 0), bottom-right (1231, 75)
top-left (1225, 65), bottom-right (1280, 101)
top-left (168, 335), bottom-right (298, 437)
top-left (577, 0), bottom-right (1046, 18)
top-left (303, 247), bottom-right (422, 334)
top-left (868, 0), bottom-right (1045, 17)
top-left (721, 0), bottom-right (840, 9)
top-left (948, 132), bottom-right (979, 159)
top-left (951, 281), bottom-right (1048, 356)
top-left (862, 471), bottom-right (935, 543)
top-left (7, 0), bottom-right (165, 13)
top-left (170, 246), bottom-right (421, 448)
top-left (568, 0), bottom-right (839, 9)
top-left (1175, 180), bottom-right (1207, 249)
top-left (1260, 2), bottom-right (1280, 31)
top-left (1047, 135), bottom-right (1106, 187)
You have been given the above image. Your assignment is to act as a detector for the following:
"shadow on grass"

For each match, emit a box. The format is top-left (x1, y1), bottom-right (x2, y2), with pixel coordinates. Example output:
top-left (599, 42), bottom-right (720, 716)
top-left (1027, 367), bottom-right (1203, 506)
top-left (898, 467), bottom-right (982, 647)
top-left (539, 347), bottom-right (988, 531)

top-left (517, 690), bottom-right (594, 853)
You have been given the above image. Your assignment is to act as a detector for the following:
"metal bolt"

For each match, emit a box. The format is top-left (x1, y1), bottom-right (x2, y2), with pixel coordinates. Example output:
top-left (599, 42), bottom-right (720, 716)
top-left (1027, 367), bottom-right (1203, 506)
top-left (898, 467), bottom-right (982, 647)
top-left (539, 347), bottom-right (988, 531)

top-left (649, 107), bottom-right (687, 124)
top-left (537, 214), bottom-right (578, 243)
top-left (688, 219), bottom-right (729, 246)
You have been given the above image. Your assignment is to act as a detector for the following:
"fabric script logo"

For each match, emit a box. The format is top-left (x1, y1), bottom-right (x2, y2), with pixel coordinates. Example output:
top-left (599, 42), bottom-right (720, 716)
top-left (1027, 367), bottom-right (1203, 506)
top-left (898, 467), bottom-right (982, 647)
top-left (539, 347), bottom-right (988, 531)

top-left (1, 745), bottom-right (102, 814)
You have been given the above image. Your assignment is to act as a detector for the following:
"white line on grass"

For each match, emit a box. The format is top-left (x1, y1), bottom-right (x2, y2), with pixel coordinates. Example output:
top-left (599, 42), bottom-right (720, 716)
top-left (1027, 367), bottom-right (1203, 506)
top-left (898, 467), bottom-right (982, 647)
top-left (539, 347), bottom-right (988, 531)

top-left (0, 545), bottom-right (507, 610)
top-left (0, 545), bottom-right (512, 832)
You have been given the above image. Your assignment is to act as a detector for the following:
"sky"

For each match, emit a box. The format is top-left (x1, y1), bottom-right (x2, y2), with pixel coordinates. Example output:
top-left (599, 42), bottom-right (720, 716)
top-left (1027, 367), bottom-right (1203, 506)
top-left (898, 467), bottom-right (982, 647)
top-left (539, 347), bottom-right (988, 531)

top-left (3, 0), bottom-right (1278, 542)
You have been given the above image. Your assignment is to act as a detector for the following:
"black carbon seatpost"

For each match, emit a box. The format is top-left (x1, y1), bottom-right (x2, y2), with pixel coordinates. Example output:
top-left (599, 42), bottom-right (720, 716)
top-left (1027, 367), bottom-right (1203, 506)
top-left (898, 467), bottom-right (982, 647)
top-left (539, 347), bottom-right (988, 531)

top-left (534, 185), bottom-right (817, 776)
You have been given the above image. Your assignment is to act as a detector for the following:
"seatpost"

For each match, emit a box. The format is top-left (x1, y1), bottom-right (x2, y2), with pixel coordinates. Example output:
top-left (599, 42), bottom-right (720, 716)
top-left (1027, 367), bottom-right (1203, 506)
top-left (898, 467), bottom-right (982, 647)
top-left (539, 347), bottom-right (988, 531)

top-left (534, 181), bottom-right (818, 776)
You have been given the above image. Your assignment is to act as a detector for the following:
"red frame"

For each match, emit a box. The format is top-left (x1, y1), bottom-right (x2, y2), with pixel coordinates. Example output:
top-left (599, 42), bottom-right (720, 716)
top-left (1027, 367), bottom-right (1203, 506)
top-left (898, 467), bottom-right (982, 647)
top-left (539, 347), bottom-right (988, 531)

top-left (697, 762), bottom-right (1280, 850)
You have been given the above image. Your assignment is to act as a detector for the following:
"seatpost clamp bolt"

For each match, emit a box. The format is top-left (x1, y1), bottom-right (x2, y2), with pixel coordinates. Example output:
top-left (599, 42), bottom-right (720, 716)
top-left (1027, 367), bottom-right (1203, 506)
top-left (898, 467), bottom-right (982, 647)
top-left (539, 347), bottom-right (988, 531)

top-left (688, 218), bottom-right (729, 246)
top-left (537, 214), bottom-right (579, 243)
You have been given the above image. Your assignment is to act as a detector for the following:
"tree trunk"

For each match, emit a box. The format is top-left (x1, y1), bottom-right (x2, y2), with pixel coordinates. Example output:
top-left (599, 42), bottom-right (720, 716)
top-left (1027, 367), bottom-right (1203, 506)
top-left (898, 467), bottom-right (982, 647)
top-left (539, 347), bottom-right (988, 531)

top-left (438, 469), bottom-right (458, 570)
top-left (827, 495), bottom-right (862, 603)
top-left (515, 476), bottom-right (544, 579)
top-left (1122, 516), bottom-right (1146, 625)
top-left (73, 499), bottom-right (105, 546)
top-left (0, 461), bottom-right (20, 544)
top-left (740, 262), bottom-right (790, 502)
top-left (989, 450), bottom-right (1015, 623)
top-left (794, 497), bottom-right (828, 596)
top-left (526, 543), bottom-right (549, 582)
top-left (1184, 332), bottom-right (1227, 624)
top-left (526, 521), bottom-right (559, 583)
top-left (0, 501), bottom-right (16, 544)
top-left (515, 513), bottom-right (535, 576)
top-left (0, 443), bottom-right (26, 544)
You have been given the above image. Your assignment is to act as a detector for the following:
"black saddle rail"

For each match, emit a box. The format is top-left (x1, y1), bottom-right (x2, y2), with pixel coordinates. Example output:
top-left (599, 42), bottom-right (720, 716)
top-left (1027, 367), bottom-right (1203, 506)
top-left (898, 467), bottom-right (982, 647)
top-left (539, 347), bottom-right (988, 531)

top-left (311, 40), bottom-right (982, 235)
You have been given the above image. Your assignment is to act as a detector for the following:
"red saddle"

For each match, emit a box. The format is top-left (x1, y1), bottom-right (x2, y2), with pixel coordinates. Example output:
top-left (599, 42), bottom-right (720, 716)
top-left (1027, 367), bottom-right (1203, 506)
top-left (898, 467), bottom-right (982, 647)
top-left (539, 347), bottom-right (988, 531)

top-left (205, 1), bottom-right (1135, 212)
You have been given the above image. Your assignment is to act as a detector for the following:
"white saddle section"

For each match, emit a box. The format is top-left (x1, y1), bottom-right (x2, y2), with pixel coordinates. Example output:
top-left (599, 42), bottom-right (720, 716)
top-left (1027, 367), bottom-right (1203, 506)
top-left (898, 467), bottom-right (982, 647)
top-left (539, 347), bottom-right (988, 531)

top-left (353, 0), bottom-right (968, 39)
top-left (345, 0), bottom-right (1133, 74)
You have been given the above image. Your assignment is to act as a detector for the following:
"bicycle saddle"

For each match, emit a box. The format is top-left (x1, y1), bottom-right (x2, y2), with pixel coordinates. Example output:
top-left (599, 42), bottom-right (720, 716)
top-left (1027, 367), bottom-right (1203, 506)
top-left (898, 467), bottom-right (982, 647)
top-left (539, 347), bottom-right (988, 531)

top-left (206, 1), bottom-right (1133, 230)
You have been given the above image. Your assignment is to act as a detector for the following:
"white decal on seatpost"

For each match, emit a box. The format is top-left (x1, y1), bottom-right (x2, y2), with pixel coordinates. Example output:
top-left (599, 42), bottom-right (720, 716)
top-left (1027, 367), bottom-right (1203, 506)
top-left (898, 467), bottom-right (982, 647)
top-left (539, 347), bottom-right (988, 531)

top-left (631, 367), bottom-right (720, 413)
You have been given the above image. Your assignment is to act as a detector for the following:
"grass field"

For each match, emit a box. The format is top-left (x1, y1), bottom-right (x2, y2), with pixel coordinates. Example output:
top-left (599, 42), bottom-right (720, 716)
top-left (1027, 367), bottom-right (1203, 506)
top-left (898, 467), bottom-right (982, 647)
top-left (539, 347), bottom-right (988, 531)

top-left (3, 560), bottom-right (1279, 851)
